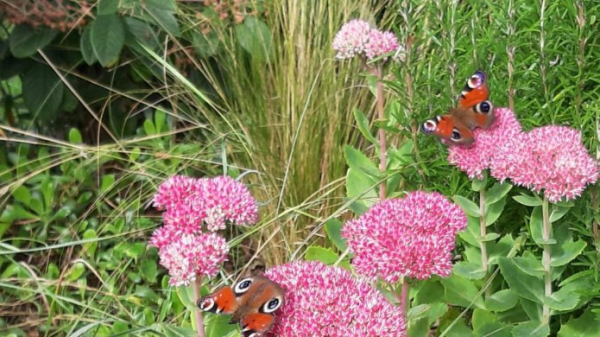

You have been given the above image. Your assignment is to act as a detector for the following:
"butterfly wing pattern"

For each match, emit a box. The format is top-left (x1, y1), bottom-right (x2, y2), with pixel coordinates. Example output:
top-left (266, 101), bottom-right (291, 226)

top-left (198, 275), bottom-right (285, 337)
top-left (421, 70), bottom-right (494, 145)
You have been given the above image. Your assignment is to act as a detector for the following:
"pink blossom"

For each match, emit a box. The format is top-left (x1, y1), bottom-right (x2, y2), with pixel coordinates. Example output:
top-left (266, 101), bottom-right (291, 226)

top-left (492, 126), bottom-right (598, 203)
top-left (343, 191), bottom-right (467, 282)
top-left (149, 225), bottom-right (182, 250)
top-left (332, 19), bottom-right (371, 59)
top-left (199, 176), bottom-right (259, 231)
top-left (448, 108), bottom-right (523, 179)
top-left (152, 175), bottom-right (259, 232)
top-left (152, 175), bottom-right (197, 210)
top-left (162, 199), bottom-right (204, 233)
top-left (365, 30), bottom-right (400, 60)
top-left (158, 233), bottom-right (228, 286)
top-left (264, 261), bottom-right (406, 337)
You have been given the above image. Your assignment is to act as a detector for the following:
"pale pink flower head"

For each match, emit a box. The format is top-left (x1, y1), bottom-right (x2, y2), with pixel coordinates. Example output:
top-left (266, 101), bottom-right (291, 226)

top-left (343, 191), bottom-right (467, 282)
top-left (199, 176), bottom-right (259, 231)
top-left (365, 29), bottom-right (400, 60)
top-left (264, 261), bottom-right (406, 337)
top-left (494, 126), bottom-right (598, 203)
top-left (448, 108), bottom-right (523, 179)
top-left (332, 19), bottom-right (371, 59)
top-left (157, 233), bottom-right (228, 286)
top-left (152, 175), bottom-right (197, 210)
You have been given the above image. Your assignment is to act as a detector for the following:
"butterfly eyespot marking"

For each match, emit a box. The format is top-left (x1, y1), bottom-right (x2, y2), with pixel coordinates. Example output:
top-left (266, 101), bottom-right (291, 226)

top-left (234, 278), bottom-right (254, 295)
top-left (199, 298), bottom-right (215, 311)
top-left (451, 129), bottom-right (462, 141)
top-left (421, 120), bottom-right (437, 133)
top-left (261, 296), bottom-right (283, 314)
top-left (476, 100), bottom-right (493, 114)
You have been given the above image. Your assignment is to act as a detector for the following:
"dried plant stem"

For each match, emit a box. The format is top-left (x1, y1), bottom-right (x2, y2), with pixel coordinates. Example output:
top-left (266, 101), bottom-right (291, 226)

top-left (193, 277), bottom-right (206, 337)
top-left (541, 196), bottom-right (552, 325)
top-left (479, 189), bottom-right (490, 297)
top-left (376, 64), bottom-right (387, 200)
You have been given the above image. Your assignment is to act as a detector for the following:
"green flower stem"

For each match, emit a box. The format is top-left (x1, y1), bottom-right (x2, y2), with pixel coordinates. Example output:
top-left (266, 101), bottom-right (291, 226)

top-left (376, 63), bottom-right (387, 201)
top-left (541, 195), bottom-right (552, 325)
top-left (193, 277), bottom-right (206, 337)
top-left (479, 189), bottom-right (490, 297)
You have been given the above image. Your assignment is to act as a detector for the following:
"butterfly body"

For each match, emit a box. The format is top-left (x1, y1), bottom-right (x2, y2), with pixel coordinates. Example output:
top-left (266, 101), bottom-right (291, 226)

top-left (421, 70), bottom-right (494, 145)
top-left (198, 275), bottom-right (284, 337)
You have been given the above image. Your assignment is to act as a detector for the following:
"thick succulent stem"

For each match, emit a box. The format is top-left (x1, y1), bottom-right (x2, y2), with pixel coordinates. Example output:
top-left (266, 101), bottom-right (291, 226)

top-left (193, 277), bottom-right (206, 337)
top-left (479, 189), bottom-right (490, 297)
top-left (541, 195), bottom-right (552, 324)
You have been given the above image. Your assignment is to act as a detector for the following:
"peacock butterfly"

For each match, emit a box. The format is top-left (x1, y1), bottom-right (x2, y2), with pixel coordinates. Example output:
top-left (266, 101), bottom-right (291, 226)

top-left (421, 70), bottom-right (494, 145)
top-left (197, 275), bottom-right (284, 337)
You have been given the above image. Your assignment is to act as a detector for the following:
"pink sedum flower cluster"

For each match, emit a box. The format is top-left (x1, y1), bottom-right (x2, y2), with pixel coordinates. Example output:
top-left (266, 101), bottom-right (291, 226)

top-left (332, 19), bottom-right (400, 61)
top-left (447, 108), bottom-right (598, 202)
top-left (264, 261), bottom-right (406, 337)
top-left (365, 30), bottom-right (400, 61)
top-left (448, 108), bottom-right (522, 179)
top-left (490, 126), bottom-right (598, 203)
top-left (152, 175), bottom-right (259, 235)
top-left (343, 191), bottom-right (467, 282)
top-left (331, 19), bottom-right (371, 60)
top-left (159, 233), bottom-right (228, 286)
top-left (150, 175), bottom-right (259, 286)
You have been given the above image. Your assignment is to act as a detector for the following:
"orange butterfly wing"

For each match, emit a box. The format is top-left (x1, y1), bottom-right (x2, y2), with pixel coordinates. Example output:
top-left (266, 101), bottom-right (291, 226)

top-left (197, 286), bottom-right (239, 315)
top-left (421, 115), bottom-right (474, 145)
top-left (240, 313), bottom-right (276, 337)
top-left (457, 70), bottom-right (494, 129)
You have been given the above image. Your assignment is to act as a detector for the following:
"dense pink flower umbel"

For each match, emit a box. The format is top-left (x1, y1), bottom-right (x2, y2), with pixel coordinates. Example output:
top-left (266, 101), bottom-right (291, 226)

top-left (201, 176), bottom-right (260, 231)
top-left (264, 261), bottom-right (406, 337)
top-left (332, 20), bottom-right (400, 61)
top-left (448, 108), bottom-right (522, 179)
top-left (365, 30), bottom-right (400, 60)
top-left (343, 191), bottom-right (467, 282)
top-left (153, 175), bottom-right (197, 211)
top-left (157, 233), bottom-right (228, 286)
top-left (331, 19), bottom-right (371, 60)
top-left (491, 126), bottom-right (598, 203)
top-left (153, 175), bottom-right (259, 232)
top-left (150, 175), bottom-right (259, 286)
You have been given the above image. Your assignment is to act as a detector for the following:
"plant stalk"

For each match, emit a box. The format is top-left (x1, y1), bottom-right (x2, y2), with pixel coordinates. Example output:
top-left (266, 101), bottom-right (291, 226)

top-left (479, 189), bottom-right (490, 297)
top-left (399, 279), bottom-right (410, 315)
top-left (376, 64), bottom-right (386, 201)
top-left (541, 195), bottom-right (552, 324)
top-left (193, 277), bottom-right (206, 337)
